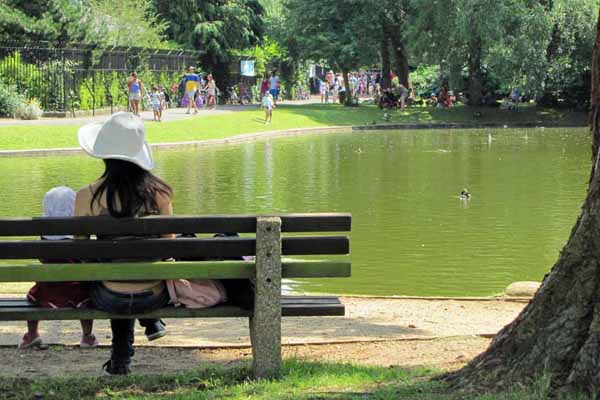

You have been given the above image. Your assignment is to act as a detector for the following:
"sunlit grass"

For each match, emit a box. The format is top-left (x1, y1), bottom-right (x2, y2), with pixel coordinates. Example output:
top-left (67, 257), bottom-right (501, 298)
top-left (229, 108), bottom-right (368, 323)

top-left (0, 358), bottom-right (590, 400)
top-left (0, 104), bottom-right (586, 151)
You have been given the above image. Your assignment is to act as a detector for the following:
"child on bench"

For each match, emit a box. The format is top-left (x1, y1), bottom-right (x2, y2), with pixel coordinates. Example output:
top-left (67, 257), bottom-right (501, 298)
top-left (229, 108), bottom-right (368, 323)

top-left (20, 186), bottom-right (98, 349)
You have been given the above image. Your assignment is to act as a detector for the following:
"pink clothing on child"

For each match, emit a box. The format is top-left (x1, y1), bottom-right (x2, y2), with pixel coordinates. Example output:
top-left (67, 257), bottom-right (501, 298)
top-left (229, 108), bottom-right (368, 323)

top-left (166, 279), bottom-right (227, 308)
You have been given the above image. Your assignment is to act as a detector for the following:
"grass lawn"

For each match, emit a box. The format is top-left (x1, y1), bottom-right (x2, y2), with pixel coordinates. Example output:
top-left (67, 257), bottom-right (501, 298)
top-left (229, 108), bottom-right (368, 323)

top-left (0, 359), bottom-right (584, 400)
top-left (0, 104), bottom-right (587, 151)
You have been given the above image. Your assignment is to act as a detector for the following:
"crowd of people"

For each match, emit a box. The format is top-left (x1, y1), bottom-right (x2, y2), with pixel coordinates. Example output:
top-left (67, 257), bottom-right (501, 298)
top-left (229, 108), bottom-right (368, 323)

top-left (128, 64), bottom-right (524, 122)
top-left (126, 67), bottom-right (220, 121)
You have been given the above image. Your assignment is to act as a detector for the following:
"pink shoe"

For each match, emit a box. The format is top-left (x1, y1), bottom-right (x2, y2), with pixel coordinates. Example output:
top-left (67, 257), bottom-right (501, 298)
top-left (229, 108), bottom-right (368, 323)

top-left (80, 334), bottom-right (99, 348)
top-left (18, 333), bottom-right (44, 350)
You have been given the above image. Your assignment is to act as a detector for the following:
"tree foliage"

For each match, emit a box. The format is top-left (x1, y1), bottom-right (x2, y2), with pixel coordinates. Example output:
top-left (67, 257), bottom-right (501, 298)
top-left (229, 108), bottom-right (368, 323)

top-left (154, 0), bottom-right (264, 63)
top-left (0, 0), bottom-right (169, 48)
top-left (408, 0), bottom-right (599, 105)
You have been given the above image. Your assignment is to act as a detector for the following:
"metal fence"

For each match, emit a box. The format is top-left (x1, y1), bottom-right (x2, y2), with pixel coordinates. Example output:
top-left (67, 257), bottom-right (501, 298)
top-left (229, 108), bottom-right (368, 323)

top-left (0, 43), bottom-right (201, 113)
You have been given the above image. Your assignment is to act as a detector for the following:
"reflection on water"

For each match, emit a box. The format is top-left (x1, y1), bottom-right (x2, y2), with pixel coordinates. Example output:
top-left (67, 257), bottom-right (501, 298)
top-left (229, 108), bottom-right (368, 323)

top-left (0, 128), bottom-right (590, 296)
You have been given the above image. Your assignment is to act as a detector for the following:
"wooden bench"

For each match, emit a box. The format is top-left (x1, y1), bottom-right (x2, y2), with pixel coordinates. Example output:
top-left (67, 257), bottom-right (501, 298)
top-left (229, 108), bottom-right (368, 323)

top-left (0, 213), bottom-right (351, 378)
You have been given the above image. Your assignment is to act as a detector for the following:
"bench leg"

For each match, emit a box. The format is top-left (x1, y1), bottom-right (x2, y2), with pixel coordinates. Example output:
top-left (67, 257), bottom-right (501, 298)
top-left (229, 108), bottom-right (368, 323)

top-left (249, 216), bottom-right (282, 379)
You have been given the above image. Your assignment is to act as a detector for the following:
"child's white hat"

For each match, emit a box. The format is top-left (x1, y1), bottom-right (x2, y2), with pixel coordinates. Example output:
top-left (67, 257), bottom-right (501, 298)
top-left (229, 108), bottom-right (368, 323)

top-left (43, 186), bottom-right (76, 240)
top-left (43, 186), bottom-right (76, 217)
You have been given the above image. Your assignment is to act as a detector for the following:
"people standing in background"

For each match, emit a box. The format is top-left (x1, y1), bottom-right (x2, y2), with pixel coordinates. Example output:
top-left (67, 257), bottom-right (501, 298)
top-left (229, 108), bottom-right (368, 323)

top-left (127, 72), bottom-right (143, 116)
top-left (151, 86), bottom-right (162, 122)
top-left (183, 66), bottom-right (200, 114)
top-left (205, 74), bottom-right (217, 110)
top-left (398, 83), bottom-right (409, 110)
top-left (260, 73), bottom-right (269, 97)
top-left (269, 71), bottom-right (280, 105)
top-left (319, 79), bottom-right (327, 103)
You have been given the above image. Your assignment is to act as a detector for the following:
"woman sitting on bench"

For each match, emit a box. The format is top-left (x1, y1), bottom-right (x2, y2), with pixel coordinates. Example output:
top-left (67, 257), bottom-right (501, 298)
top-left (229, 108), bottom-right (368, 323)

top-left (75, 112), bottom-right (175, 375)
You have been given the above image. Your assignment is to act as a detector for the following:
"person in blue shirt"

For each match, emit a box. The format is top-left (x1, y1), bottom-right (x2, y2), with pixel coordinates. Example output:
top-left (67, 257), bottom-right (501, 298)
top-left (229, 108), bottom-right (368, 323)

top-left (127, 72), bottom-right (144, 116)
top-left (183, 66), bottom-right (200, 114)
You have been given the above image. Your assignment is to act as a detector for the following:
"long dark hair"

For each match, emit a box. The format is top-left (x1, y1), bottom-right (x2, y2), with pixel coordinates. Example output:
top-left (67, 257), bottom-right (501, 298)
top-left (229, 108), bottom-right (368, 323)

top-left (91, 159), bottom-right (173, 218)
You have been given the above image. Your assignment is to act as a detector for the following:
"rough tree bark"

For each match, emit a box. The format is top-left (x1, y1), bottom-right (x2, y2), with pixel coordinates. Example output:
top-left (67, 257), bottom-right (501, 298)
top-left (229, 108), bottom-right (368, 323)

top-left (445, 9), bottom-right (600, 397)
top-left (381, 35), bottom-right (391, 90)
top-left (340, 67), bottom-right (352, 106)
top-left (389, 1), bottom-right (410, 88)
top-left (467, 36), bottom-right (484, 106)
top-left (390, 35), bottom-right (410, 87)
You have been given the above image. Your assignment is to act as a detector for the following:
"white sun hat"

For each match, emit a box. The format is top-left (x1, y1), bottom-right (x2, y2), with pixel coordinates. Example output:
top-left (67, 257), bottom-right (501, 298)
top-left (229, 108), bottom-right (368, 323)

top-left (77, 112), bottom-right (153, 171)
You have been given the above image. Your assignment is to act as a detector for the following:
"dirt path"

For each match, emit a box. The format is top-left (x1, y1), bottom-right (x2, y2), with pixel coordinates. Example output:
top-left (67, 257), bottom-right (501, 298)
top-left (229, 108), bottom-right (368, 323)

top-left (0, 296), bottom-right (524, 378)
top-left (0, 99), bottom-right (319, 127)
top-left (0, 336), bottom-right (491, 379)
top-left (0, 297), bottom-right (525, 348)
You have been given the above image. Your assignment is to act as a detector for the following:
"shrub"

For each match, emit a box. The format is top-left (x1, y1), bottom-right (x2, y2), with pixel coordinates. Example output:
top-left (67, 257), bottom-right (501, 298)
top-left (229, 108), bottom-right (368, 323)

top-left (0, 83), bottom-right (23, 117)
top-left (16, 99), bottom-right (43, 120)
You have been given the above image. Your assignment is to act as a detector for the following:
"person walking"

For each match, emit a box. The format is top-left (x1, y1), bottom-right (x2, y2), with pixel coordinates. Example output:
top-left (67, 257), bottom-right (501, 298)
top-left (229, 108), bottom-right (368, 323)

top-left (127, 72), bottom-right (143, 116)
top-left (183, 66), bottom-right (201, 114)
top-left (269, 71), bottom-right (280, 105)
top-left (76, 112), bottom-right (173, 375)
top-left (205, 74), bottom-right (217, 110)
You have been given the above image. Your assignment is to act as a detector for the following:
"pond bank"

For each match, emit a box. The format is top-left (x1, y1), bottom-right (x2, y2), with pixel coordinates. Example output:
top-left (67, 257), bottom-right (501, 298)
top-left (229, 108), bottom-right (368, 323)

top-left (0, 121), bottom-right (585, 157)
top-left (0, 103), bottom-right (587, 151)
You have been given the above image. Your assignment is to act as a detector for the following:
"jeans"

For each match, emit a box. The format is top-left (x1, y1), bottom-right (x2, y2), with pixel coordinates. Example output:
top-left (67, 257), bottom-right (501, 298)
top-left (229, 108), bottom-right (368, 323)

top-left (91, 283), bottom-right (169, 364)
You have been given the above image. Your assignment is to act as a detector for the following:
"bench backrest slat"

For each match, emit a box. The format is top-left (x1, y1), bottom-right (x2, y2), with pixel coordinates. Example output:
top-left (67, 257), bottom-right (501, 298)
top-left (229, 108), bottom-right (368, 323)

top-left (0, 236), bottom-right (349, 259)
top-left (0, 260), bottom-right (351, 282)
top-left (0, 214), bottom-right (352, 236)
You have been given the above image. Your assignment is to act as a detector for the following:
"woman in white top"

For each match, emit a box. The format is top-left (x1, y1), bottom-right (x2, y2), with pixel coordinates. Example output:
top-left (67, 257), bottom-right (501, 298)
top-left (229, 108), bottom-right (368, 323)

top-left (205, 74), bottom-right (217, 110)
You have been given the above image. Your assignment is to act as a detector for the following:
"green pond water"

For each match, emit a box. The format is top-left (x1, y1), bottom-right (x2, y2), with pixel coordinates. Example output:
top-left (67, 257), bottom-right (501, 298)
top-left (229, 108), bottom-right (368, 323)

top-left (0, 127), bottom-right (590, 296)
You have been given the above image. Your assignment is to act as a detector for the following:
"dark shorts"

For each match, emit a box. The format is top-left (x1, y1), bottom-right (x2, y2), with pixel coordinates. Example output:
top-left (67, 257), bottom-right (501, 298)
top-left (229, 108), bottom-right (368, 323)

top-left (269, 88), bottom-right (279, 100)
top-left (91, 283), bottom-right (169, 315)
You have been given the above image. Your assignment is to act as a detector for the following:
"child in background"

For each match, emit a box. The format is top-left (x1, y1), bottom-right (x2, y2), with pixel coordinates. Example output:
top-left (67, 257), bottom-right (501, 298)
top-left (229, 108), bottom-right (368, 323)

top-left (151, 86), bottom-right (162, 122)
top-left (20, 186), bottom-right (98, 349)
top-left (319, 79), bottom-right (327, 104)
top-left (262, 92), bottom-right (274, 124)
top-left (158, 86), bottom-right (167, 110)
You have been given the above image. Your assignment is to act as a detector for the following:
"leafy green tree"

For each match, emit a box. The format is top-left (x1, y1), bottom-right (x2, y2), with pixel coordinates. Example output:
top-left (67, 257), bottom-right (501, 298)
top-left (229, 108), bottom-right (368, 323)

top-left (282, 0), bottom-right (379, 104)
top-left (154, 0), bottom-right (264, 86)
top-left (0, 0), bottom-right (90, 45)
top-left (88, 0), bottom-right (169, 48)
top-left (0, 0), bottom-right (169, 48)
top-left (409, 0), bottom-right (598, 106)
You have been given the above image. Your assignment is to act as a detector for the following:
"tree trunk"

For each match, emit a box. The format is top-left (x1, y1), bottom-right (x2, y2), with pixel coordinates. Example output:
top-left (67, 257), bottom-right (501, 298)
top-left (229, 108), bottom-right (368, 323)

top-left (341, 68), bottom-right (352, 106)
top-left (381, 36), bottom-right (391, 90)
top-left (390, 35), bottom-right (410, 87)
top-left (467, 37), bottom-right (483, 106)
top-left (445, 9), bottom-right (600, 397)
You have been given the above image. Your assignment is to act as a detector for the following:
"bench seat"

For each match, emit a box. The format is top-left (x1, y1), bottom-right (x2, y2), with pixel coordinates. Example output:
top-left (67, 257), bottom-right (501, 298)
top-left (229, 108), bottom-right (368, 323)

top-left (0, 213), bottom-right (351, 377)
top-left (0, 296), bottom-right (345, 320)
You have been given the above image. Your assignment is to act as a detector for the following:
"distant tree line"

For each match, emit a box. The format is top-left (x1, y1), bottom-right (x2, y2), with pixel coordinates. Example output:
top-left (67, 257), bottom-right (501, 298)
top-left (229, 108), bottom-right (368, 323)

top-left (276, 0), bottom-right (599, 108)
top-left (0, 0), bottom-right (264, 88)
top-left (1, 0), bottom-right (598, 108)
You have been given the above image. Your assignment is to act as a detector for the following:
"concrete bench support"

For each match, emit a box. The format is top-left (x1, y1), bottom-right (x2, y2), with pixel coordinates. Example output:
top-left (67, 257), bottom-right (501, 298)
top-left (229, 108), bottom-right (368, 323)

top-left (250, 216), bottom-right (282, 378)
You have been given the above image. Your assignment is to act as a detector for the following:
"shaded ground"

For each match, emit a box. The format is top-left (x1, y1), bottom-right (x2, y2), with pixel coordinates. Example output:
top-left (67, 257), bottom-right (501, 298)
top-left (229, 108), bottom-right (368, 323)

top-left (0, 336), bottom-right (490, 379)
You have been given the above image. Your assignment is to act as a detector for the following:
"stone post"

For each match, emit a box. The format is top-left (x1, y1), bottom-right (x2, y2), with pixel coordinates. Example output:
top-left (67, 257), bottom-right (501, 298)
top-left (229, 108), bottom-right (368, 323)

top-left (249, 216), bottom-right (282, 378)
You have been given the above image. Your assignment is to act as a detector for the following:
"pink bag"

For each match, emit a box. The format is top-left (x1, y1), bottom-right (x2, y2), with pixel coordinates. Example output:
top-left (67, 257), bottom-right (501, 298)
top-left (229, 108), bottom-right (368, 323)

top-left (166, 279), bottom-right (227, 308)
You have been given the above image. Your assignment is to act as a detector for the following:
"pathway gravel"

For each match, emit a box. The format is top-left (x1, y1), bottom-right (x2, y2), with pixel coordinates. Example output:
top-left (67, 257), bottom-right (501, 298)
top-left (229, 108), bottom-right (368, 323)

top-left (0, 296), bottom-right (526, 348)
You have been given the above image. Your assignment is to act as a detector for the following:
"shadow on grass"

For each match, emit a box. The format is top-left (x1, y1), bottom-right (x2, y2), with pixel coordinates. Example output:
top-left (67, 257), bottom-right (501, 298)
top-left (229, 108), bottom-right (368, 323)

top-left (0, 359), bottom-right (588, 400)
